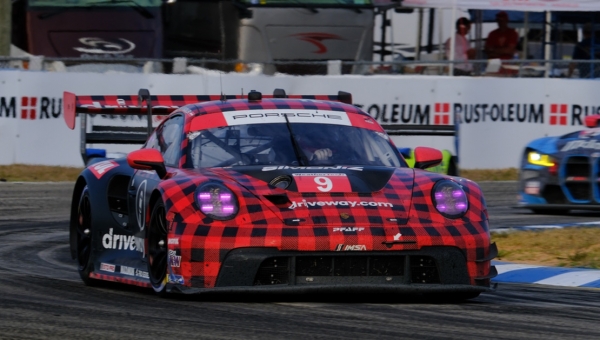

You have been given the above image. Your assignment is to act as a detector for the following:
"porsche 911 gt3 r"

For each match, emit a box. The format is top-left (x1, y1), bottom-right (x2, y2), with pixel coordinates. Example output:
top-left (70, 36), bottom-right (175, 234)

top-left (64, 89), bottom-right (497, 299)
top-left (519, 115), bottom-right (600, 214)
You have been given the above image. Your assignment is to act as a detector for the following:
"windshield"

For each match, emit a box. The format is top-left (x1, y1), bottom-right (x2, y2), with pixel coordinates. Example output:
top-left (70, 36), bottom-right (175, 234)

top-left (29, 0), bottom-right (160, 7)
top-left (187, 123), bottom-right (404, 168)
top-left (236, 0), bottom-right (374, 7)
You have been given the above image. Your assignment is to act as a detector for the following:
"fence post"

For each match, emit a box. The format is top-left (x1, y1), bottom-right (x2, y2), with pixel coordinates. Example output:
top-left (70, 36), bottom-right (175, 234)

top-left (327, 60), bottom-right (342, 75)
top-left (172, 57), bottom-right (188, 74)
top-left (29, 56), bottom-right (44, 71)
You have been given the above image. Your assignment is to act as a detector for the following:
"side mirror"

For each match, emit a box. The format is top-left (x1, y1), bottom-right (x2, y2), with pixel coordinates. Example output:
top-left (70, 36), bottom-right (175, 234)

top-left (127, 149), bottom-right (167, 179)
top-left (585, 114), bottom-right (600, 128)
top-left (413, 147), bottom-right (443, 170)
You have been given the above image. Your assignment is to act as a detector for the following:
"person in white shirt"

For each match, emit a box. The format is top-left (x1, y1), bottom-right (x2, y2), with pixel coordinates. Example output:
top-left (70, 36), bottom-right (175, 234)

top-left (445, 17), bottom-right (476, 76)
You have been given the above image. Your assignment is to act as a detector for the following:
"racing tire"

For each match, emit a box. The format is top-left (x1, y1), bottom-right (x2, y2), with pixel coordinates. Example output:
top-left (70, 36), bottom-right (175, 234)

top-left (148, 200), bottom-right (169, 296)
top-left (75, 186), bottom-right (99, 286)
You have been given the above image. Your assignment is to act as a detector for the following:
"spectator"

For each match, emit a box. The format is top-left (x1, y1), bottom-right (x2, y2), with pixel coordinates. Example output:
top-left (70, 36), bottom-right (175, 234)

top-left (568, 23), bottom-right (600, 78)
top-left (485, 11), bottom-right (519, 60)
top-left (445, 17), bottom-right (476, 76)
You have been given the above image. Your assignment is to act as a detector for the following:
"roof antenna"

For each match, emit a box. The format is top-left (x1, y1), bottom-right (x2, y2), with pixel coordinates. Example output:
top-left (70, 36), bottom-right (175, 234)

top-left (219, 72), bottom-right (226, 101)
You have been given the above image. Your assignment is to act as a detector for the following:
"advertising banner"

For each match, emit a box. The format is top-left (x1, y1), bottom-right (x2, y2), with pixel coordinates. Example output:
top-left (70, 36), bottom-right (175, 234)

top-left (0, 70), bottom-right (598, 169)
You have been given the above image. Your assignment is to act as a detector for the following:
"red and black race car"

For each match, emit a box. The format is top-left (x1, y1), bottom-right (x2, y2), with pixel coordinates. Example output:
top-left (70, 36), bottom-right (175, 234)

top-left (64, 89), bottom-right (497, 299)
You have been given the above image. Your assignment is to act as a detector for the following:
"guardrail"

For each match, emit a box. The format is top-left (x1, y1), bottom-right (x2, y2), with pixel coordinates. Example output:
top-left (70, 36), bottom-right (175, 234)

top-left (1, 55), bottom-right (596, 79)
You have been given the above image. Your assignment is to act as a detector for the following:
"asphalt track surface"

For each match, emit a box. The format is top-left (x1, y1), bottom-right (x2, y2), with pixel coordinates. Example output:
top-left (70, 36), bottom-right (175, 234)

top-left (1, 181), bottom-right (599, 340)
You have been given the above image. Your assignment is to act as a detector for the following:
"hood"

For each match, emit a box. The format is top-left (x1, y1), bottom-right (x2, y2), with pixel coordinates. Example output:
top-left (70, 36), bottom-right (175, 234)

top-left (526, 136), bottom-right (560, 155)
top-left (210, 166), bottom-right (415, 226)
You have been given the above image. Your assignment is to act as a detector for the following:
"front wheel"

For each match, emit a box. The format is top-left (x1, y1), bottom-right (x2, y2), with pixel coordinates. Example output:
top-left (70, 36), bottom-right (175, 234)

top-left (75, 186), bottom-right (99, 286)
top-left (148, 200), bottom-right (169, 295)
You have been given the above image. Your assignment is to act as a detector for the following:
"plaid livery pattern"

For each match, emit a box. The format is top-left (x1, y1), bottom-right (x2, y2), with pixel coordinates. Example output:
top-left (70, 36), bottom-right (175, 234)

top-left (70, 94), bottom-right (348, 115)
top-left (159, 167), bottom-right (492, 289)
top-left (90, 273), bottom-right (151, 288)
top-left (72, 93), bottom-right (492, 290)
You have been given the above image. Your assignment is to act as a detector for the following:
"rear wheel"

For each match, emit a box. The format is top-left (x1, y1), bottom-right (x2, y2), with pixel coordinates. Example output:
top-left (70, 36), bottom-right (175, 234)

top-left (148, 201), bottom-right (169, 295)
top-left (75, 186), bottom-right (98, 286)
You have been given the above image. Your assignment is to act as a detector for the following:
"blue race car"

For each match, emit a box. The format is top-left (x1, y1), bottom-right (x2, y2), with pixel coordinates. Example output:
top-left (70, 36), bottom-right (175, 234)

top-left (518, 115), bottom-right (600, 214)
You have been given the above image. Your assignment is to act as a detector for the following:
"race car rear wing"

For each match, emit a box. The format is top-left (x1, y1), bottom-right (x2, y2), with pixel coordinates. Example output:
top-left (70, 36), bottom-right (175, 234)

top-left (63, 88), bottom-right (353, 164)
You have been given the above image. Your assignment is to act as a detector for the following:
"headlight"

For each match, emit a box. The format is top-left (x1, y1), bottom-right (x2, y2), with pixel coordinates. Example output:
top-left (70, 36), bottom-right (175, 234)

top-left (527, 151), bottom-right (555, 166)
top-left (195, 182), bottom-right (238, 220)
top-left (432, 180), bottom-right (469, 219)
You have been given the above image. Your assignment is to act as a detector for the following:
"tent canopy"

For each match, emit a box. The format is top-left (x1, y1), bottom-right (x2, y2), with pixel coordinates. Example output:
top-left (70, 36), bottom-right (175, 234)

top-left (402, 0), bottom-right (600, 12)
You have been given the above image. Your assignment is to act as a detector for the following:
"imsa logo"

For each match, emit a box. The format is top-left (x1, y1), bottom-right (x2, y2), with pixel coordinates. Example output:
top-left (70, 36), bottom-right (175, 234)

top-left (335, 244), bottom-right (367, 251)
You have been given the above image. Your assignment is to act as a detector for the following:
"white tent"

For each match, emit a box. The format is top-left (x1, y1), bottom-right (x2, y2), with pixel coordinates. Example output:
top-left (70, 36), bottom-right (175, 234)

top-left (402, 0), bottom-right (600, 12)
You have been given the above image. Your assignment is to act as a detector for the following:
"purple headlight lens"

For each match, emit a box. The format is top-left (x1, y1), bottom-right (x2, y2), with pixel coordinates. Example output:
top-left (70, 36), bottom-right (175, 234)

top-left (452, 190), bottom-right (464, 198)
top-left (433, 181), bottom-right (468, 218)
top-left (196, 184), bottom-right (238, 219)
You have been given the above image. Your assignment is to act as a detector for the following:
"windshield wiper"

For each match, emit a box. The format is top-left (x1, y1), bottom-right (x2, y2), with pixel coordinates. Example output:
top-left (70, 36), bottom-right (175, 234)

top-left (283, 115), bottom-right (310, 166)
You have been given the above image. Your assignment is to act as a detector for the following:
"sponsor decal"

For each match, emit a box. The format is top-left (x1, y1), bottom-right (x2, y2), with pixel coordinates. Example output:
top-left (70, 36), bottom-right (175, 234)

top-left (222, 110), bottom-right (352, 126)
top-left (434, 103), bottom-right (451, 125)
top-left (134, 236), bottom-right (145, 255)
top-left (100, 263), bottom-right (116, 272)
top-left (120, 266), bottom-right (148, 279)
top-left (292, 173), bottom-right (352, 193)
top-left (262, 165), bottom-right (363, 171)
top-left (135, 269), bottom-right (149, 279)
top-left (290, 32), bottom-right (343, 54)
top-left (102, 228), bottom-right (136, 251)
top-left (0, 97), bottom-right (62, 120)
top-left (335, 244), bottom-right (367, 251)
top-left (549, 104), bottom-right (568, 126)
top-left (168, 238), bottom-right (179, 245)
top-left (454, 103), bottom-right (544, 124)
top-left (366, 103), bottom-right (430, 125)
top-left (288, 199), bottom-right (393, 210)
top-left (89, 160), bottom-right (119, 179)
top-left (120, 266), bottom-right (135, 276)
top-left (74, 37), bottom-right (136, 55)
top-left (340, 213), bottom-right (350, 219)
top-left (168, 250), bottom-right (181, 268)
top-left (135, 180), bottom-right (147, 231)
top-left (168, 274), bottom-right (184, 285)
top-left (21, 97), bottom-right (37, 120)
top-left (561, 140), bottom-right (600, 152)
top-left (393, 233), bottom-right (402, 241)
top-left (332, 227), bottom-right (365, 233)
top-left (362, 102), bottom-right (600, 127)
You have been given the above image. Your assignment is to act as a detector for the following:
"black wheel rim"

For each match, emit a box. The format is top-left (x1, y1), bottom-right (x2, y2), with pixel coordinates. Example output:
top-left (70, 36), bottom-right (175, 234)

top-left (148, 204), bottom-right (168, 287)
top-left (77, 193), bottom-right (92, 270)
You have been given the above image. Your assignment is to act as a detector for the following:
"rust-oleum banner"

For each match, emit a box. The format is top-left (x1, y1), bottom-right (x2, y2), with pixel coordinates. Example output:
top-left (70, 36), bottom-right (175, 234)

top-left (0, 70), bottom-right (596, 168)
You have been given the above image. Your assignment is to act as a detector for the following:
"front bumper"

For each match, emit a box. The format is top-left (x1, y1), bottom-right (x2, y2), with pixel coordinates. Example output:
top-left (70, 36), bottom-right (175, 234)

top-left (167, 245), bottom-right (498, 294)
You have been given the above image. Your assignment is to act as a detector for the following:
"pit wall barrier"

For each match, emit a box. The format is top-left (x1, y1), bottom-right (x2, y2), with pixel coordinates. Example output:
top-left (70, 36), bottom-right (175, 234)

top-left (0, 70), bottom-right (595, 168)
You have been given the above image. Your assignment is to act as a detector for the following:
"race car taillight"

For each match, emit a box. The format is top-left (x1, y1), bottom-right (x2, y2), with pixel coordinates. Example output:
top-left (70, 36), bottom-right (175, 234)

top-left (432, 180), bottom-right (469, 219)
top-left (195, 182), bottom-right (239, 220)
